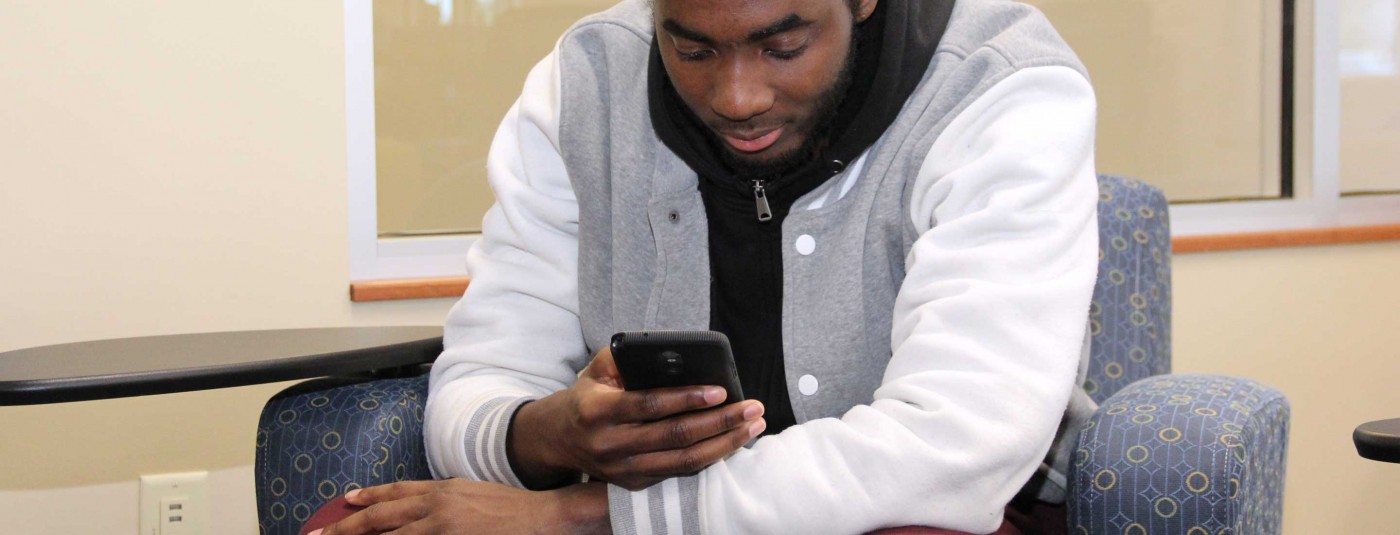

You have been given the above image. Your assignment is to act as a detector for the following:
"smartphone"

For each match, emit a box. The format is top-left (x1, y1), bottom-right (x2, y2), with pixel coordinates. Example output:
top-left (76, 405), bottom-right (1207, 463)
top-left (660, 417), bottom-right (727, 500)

top-left (609, 330), bottom-right (745, 406)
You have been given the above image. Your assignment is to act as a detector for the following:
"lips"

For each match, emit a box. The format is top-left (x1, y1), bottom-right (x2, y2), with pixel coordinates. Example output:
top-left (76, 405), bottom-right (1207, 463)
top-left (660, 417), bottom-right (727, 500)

top-left (722, 127), bottom-right (783, 153)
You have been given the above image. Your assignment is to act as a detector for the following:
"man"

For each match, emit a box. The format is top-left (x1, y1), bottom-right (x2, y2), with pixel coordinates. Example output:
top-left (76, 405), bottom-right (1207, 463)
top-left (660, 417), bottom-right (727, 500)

top-left (315, 0), bottom-right (1098, 533)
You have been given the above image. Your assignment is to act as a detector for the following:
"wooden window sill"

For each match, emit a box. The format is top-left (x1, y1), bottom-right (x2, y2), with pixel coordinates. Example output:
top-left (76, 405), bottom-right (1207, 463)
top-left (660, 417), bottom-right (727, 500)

top-left (350, 224), bottom-right (1400, 302)
top-left (350, 277), bottom-right (470, 302)
top-left (1171, 223), bottom-right (1400, 253)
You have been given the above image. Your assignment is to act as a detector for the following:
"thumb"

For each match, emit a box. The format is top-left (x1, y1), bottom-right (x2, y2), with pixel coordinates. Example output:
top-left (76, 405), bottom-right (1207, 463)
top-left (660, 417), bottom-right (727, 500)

top-left (583, 346), bottom-right (623, 388)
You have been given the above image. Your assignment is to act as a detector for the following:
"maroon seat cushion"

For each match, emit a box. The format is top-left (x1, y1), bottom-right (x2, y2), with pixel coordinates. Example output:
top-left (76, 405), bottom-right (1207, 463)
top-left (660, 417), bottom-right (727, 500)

top-left (299, 495), bottom-right (365, 535)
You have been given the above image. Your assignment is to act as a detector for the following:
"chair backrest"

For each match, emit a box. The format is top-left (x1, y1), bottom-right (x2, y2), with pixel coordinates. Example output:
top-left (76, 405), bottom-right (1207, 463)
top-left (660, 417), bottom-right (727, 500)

top-left (1085, 175), bottom-right (1172, 404)
top-left (255, 375), bottom-right (431, 535)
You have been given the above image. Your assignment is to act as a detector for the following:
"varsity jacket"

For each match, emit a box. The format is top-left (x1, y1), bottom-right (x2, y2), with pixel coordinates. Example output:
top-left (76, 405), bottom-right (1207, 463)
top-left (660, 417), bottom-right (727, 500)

top-left (424, 1), bottom-right (1100, 533)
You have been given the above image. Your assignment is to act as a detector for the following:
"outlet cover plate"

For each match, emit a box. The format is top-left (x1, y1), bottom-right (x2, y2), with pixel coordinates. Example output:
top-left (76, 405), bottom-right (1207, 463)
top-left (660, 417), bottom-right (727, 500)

top-left (139, 471), bottom-right (209, 535)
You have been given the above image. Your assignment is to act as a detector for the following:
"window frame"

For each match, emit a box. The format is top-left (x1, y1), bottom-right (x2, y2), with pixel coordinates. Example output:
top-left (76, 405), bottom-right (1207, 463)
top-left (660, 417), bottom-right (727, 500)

top-left (1171, 0), bottom-right (1400, 236)
top-left (345, 0), bottom-right (473, 282)
top-left (346, 0), bottom-right (1400, 283)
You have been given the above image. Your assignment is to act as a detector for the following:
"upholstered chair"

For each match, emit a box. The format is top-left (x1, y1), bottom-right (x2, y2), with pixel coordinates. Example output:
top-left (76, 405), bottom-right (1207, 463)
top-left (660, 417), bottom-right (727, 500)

top-left (1069, 176), bottom-right (1289, 533)
top-left (254, 175), bottom-right (1290, 534)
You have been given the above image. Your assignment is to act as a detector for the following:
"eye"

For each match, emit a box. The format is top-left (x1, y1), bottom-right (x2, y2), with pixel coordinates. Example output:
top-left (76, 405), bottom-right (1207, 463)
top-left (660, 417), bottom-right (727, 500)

top-left (668, 35), bottom-right (715, 62)
top-left (765, 45), bottom-right (808, 60)
top-left (676, 48), bottom-right (715, 62)
top-left (762, 35), bottom-right (811, 61)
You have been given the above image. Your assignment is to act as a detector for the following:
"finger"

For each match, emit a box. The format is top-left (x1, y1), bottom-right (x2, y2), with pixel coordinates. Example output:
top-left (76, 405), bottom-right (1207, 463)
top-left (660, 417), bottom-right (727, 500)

top-left (620, 417), bottom-right (766, 481)
top-left (627, 400), bottom-right (764, 452)
top-left (345, 480), bottom-right (438, 506)
top-left (321, 496), bottom-right (427, 535)
top-left (384, 522), bottom-right (434, 535)
top-left (605, 384), bottom-right (731, 423)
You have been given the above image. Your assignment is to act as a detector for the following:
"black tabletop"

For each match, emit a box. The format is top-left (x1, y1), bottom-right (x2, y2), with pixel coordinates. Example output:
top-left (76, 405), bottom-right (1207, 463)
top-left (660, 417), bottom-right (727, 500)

top-left (1355, 418), bottom-right (1400, 463)
top-left (0, 327), bottom-right (443, 405)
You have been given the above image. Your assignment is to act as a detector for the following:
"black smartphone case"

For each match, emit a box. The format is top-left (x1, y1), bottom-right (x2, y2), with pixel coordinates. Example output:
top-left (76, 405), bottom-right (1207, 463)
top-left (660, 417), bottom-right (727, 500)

top-left (610, 330), bottom-right (745, 406)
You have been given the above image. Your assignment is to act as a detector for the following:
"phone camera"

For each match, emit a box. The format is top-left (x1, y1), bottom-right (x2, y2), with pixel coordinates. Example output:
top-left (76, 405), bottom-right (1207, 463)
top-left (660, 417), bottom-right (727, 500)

top-left (660, 350), bottom-right (683, 375)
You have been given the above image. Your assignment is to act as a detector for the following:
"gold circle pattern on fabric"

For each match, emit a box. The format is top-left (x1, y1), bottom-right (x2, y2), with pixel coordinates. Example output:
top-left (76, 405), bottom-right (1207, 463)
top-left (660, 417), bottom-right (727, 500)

top-left (1159, 427), bottom-right (1183, 443)
top-left (293, 453), bottom-right (313, 473)
top-left (1126, 445), bottom-right (1149, 464)
top-left (1186, 471), bottom-right (1210, 493)
top-left (322, 431), bottom-right (342, 450)
top-left (1154, 497), bottom-right (1178, 518)
top-left (1094, 469), bottom-right (1117, 491)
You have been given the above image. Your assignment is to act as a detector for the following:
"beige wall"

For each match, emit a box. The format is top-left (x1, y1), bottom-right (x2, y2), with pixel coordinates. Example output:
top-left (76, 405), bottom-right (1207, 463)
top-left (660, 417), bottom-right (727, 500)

top-left (0, 2), bottom-right (452, 533)
top-left (1173, 242), bottom-right (1400, 534)
top-left (1, 1), bottom-right (1397, 533)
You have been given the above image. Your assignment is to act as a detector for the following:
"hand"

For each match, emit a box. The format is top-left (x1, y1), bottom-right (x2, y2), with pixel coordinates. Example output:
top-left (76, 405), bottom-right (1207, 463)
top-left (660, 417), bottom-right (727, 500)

top-left (510, 347), bottom-right (766, 490)
top-left (312, 479), bottom-right (609, 535)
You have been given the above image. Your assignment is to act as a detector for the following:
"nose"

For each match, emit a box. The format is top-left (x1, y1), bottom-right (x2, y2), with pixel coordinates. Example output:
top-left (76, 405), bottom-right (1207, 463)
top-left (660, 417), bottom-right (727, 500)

top-left (711, 56), bottom-right (774, 122)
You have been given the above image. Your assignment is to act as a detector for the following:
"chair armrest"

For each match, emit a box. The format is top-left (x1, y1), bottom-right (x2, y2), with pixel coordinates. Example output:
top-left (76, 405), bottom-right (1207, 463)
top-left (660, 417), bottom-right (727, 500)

top-left (255, 374), bottom-right (433, 535)
top-left (1069, 374), bottom-right (1289, 534)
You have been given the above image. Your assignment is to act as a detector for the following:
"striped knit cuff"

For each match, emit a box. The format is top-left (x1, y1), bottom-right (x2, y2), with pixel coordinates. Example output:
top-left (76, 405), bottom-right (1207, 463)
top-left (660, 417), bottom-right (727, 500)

top-left (462, 395), bottom-right (535, 488)
top-left (608, 476), bottom-right (702, 535)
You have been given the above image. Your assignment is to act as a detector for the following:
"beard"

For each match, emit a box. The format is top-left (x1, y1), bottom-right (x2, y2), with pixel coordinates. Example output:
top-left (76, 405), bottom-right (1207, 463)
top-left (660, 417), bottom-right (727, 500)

top-left (706, 26), bottom-right (862, 182)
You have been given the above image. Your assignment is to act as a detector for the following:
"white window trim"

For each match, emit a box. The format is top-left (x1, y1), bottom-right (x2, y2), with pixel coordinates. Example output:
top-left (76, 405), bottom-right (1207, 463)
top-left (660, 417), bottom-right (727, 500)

top-left (346, 0), bottom-right (1400, 281)
top-left (345, 0), bottom-right (474, 282)
top-left (1172, 0), bottom-right (1400, 236)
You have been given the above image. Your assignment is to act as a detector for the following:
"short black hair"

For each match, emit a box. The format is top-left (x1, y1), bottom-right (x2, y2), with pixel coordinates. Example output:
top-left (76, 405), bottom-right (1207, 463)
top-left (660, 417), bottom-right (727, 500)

top-left (650, 0), bottom-right (863, 18)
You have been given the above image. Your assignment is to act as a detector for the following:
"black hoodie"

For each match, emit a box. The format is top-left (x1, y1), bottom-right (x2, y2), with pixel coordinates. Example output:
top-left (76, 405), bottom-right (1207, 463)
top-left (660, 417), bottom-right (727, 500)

top-left (648, 0), bottom-right (953, 435)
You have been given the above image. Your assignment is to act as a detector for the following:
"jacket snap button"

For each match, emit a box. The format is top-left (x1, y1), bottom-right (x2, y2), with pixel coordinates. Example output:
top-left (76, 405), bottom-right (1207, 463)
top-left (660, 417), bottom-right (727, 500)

top-left (667, 210), bottom-right (680, 223)
top-left (829, 159), bottom-right (846, 174)
top-left (796, 235), bottom-right (816, 255)
top-left (798, 374), bottom-right (819, 396)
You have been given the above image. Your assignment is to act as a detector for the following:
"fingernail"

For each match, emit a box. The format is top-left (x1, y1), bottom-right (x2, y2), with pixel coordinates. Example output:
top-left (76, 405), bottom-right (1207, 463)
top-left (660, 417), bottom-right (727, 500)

top-left (308, 530), bottom-right (322, 535)
top-left (345, 489), bottom-right (360, 501)
top-left (742, 403), bottom-right (763, 420)
top-left (748, 419), bottom-right (766, 438)
top-left (703, 387), bottom-right (725, 405)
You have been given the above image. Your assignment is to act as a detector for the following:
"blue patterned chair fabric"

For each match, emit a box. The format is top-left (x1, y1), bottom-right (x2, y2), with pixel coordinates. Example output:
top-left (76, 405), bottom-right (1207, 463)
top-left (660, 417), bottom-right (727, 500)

top-left (1070, 175), bottom-right (1289, 534)
top-left (1071, 375), bottom-right (1290, 535)
top-left (1085, 175), bottom-right (1172, 403)
top-left (256, 375), bottom-right (433, 534)
top-left (254, 175), bottom-right (1290, 534)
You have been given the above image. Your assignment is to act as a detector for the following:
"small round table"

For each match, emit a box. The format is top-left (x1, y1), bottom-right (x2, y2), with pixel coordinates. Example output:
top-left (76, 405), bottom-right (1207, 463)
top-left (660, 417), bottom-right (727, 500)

top-left (1355, 418), bottom-right (1400, 463)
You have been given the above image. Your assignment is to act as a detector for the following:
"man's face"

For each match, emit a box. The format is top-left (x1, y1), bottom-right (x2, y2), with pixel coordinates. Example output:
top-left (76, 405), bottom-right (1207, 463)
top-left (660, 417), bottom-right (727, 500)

top-left (655, 0), bottom-right (874, 175)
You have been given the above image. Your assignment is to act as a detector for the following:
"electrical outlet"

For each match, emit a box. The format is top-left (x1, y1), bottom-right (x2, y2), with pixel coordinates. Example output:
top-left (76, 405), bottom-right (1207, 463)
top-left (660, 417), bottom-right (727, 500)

top-left (139, 471), bottom-right (208, 535)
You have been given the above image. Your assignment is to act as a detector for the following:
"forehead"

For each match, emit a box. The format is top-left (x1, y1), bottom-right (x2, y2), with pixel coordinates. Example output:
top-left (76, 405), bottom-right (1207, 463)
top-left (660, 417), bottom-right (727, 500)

top-left (654, 0), bottom-right (843, 36)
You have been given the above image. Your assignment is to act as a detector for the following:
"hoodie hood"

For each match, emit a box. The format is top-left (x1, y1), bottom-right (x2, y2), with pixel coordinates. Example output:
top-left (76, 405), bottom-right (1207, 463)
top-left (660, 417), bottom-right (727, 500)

top-left (648, 0), bottom-right (955, 215)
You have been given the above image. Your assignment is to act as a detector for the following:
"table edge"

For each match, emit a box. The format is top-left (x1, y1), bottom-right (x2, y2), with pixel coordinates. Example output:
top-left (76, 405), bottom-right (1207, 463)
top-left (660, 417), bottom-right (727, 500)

top-left (0, 336), bottom-right (442, 405)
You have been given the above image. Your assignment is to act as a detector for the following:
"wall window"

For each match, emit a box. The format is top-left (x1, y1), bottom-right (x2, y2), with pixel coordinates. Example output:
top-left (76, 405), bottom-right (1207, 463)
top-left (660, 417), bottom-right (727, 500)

top-left (348, 0), bottom-right (1400, 282)
top-left (347, 0), bottom-right (613, 280)
top-left (1340, 0), bottom-right (1400, 194)
top-left (1027, 0), bottom-right (1290, 203)
top-left (373, 0), bottom-right (614, 237)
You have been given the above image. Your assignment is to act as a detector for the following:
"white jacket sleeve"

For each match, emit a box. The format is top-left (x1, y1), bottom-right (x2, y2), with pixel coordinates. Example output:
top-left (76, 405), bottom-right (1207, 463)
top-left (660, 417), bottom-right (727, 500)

top-left (608, 66), bottom-right (1099, 535)
top-left (423, 50), bottom-right (587, 486)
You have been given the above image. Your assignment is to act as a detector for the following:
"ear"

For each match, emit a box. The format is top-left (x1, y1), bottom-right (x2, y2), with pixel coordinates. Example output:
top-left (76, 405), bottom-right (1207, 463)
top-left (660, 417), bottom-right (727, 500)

top-left (854, 0), bottom-right (879, 23)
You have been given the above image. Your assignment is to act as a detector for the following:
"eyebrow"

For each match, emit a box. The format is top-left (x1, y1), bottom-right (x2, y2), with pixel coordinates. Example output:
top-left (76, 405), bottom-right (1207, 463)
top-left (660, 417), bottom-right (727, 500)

top-left (747, 14), bottom-right (810, 41)
top-left (662, 14), bottom-right (812, 45)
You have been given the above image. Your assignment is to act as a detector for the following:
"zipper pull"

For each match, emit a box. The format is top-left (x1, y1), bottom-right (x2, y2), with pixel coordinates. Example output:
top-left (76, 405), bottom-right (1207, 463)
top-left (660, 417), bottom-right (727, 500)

top-left (752, 180), bottom-right (773, 222)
